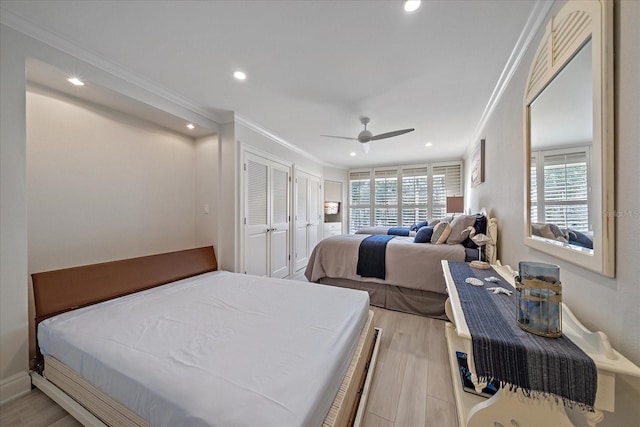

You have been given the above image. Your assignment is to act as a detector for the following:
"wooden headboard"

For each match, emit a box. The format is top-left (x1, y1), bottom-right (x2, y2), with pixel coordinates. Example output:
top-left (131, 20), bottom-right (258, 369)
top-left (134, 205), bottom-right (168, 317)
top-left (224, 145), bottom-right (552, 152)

top-left (32, 246), bottom-right (218, 325)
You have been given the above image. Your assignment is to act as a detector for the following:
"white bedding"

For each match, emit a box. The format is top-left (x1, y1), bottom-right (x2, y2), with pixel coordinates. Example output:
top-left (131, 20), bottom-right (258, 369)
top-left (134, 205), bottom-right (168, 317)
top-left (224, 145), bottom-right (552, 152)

top-left (38, 270), bottom-right (370, 427)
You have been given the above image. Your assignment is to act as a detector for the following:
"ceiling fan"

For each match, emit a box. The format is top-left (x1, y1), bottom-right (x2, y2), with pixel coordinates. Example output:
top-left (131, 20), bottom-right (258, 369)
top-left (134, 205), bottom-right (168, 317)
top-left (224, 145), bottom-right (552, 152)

top-left (321, 117), bottom-right (415, 153)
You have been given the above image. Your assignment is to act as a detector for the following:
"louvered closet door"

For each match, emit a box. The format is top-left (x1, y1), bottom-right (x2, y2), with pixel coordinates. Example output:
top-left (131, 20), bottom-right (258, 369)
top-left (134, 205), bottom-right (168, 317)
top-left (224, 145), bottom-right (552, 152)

top-left (295, 172), bottom-right (309, 271)
top-left (270, 163), bottom-right (290, 278)
top-left (244, 154), bottom-right (269, 276)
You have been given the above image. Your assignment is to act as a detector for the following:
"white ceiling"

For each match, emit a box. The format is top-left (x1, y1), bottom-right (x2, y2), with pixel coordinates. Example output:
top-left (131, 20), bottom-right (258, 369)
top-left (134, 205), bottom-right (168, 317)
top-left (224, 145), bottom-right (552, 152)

top-left (2, 0), bottom-right (543, 168)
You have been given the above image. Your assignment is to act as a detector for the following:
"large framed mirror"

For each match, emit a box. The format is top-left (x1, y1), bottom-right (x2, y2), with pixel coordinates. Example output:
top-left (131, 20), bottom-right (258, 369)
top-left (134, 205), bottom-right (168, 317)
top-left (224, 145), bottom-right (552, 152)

top-left (524, 0), bottom-right (614, 276)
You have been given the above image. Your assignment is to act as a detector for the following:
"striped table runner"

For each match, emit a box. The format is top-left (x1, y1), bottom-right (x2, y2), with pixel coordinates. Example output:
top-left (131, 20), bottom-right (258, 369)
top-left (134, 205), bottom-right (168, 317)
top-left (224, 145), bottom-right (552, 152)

top-left (448, 261), bottom-right (596, 409)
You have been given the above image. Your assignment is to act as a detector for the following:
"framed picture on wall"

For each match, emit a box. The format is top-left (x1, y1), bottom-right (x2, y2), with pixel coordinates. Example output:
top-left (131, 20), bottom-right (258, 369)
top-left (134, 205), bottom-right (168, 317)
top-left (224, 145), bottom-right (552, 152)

top-left (471, 138), bottom-right (485, 188)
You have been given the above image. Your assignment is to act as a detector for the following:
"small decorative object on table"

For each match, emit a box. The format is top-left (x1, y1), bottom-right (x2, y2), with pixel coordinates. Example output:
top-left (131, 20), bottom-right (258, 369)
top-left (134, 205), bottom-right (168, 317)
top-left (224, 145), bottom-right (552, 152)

top-left (515, 261), bottom-right (562, 338)
top-left (471, 233), bottom-right (492, 261)
top-left (470, 260), bottom-right (490, 270)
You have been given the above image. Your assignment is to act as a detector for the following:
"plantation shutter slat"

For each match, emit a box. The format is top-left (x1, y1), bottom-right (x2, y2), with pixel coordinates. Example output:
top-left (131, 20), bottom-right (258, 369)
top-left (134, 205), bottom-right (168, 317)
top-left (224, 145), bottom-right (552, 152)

top-left (349, 171), bottom-right (371, 233)
top-left (401, 166), bottom-right (429, 226)
top-left (374, 169), bottom-right (398, 227)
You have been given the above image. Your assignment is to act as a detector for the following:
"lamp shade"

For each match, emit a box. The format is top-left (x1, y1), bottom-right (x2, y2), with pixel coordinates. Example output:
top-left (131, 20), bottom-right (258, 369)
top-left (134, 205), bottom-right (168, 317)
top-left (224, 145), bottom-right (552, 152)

top-left (446, 196), bottom-right (464, 213)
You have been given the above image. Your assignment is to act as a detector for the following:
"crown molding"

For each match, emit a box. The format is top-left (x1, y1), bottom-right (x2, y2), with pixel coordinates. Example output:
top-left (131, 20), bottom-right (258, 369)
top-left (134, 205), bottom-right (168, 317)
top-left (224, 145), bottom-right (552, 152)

top-left (466, 0), bottom-right (554, 158)
top-left (0, 7), bottom-right (224, 126)
top-left (235, 115), bottom-right (336, 168)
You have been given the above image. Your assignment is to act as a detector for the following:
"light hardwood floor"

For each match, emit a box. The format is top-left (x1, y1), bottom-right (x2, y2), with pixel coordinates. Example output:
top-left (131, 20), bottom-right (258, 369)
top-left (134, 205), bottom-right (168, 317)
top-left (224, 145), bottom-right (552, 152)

top-left (0, 273), bottom-right (458, 427)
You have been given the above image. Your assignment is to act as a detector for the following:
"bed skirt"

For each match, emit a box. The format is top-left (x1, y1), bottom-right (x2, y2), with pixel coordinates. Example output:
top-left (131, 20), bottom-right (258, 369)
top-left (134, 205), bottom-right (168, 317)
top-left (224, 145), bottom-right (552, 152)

top-left (318, 278), bottom-right (447, 319)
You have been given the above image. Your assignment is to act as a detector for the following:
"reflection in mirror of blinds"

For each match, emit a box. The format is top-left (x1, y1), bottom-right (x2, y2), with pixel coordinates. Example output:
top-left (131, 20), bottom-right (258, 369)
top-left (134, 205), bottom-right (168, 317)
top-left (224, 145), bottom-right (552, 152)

top-left (530, 147), bottom-right (590, 232)
top-left (348, 163), bottom-right (462, 233)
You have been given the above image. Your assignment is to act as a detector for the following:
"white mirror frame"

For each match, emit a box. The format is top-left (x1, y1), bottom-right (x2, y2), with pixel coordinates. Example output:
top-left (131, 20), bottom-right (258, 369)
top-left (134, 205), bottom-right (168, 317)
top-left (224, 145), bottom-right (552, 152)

top-left (524, 0), bottom-right (614, 277)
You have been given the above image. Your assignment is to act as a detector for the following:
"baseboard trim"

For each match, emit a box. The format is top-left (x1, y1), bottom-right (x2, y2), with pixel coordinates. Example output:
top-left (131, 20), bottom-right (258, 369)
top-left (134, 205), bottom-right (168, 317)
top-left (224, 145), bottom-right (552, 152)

top-left (0, 371), bottom-right (31, 405)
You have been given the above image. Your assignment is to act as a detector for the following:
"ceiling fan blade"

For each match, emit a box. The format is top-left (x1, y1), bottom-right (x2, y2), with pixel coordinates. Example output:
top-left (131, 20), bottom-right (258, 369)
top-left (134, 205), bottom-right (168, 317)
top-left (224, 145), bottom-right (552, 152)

top-left (370, 128), bottom-right (415, 141)
top-left (320, 134), bottom-right (358, 140)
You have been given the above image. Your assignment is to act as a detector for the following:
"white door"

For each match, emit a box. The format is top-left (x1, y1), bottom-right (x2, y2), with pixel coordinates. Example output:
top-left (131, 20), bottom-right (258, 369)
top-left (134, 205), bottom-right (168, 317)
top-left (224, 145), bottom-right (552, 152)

top-left (244, 153), bottom-right (270, 276)
top-left (295, 172), bottom-right (309, 271)
top-left (270, 163), bottom-right (290, 278)
top-left (308, 175), bottom-right (321, 256)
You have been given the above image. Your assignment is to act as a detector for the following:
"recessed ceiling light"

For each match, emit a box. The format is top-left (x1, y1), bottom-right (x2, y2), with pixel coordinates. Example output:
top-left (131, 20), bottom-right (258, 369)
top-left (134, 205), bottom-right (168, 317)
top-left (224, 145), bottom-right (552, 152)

top-left (233, 71), bottom-right (247, 80)
top-left (67, 77), bottom-right (84, 86)
top-left (350, 152), bottom-right (356, 157)
top-left (186, 123), bottom-right (195, 130)
top-left (425, 142), bottom-right (433, 147)
top-left (404, 1), bottom-right (421, 12)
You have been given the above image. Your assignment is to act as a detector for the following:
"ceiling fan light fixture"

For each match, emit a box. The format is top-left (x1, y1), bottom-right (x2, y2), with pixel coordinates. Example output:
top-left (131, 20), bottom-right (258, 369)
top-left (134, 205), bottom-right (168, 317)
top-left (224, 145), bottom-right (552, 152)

top-left (361, 142), bottom-right (370, 154)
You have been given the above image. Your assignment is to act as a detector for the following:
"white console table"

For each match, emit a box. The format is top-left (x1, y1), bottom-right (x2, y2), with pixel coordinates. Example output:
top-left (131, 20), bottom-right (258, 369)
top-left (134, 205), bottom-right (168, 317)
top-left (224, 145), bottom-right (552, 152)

top-left (442, 260), bottom-right (640, 427)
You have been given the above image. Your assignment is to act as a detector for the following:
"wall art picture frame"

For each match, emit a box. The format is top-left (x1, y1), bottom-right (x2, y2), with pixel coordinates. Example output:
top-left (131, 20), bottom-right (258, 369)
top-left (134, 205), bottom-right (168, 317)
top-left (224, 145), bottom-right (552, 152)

top-left (471, 138), bottom-right (485, 188)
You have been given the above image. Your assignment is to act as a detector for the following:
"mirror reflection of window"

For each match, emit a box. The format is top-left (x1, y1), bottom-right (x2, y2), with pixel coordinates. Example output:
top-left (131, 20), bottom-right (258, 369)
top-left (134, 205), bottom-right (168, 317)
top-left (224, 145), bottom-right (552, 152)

top-left (529, 40), bottom-right (593, 253)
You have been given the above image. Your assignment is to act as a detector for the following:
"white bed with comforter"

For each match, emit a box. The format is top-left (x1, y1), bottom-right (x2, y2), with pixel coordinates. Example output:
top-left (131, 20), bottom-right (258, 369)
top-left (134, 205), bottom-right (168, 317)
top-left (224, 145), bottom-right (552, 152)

top-left (37, 269), bottom-right (371, 427)
top-left (305, 213), bottom-right (498, 318)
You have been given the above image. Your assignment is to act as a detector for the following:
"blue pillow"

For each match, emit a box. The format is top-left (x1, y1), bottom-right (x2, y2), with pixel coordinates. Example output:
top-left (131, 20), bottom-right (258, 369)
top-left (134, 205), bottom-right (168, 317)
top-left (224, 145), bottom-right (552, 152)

top-left (410, 220), bottom-right (429, 232)
top-left (567, 229), bottom-right (593, 249)
top-left (414, 225), bottom-right (434, 243)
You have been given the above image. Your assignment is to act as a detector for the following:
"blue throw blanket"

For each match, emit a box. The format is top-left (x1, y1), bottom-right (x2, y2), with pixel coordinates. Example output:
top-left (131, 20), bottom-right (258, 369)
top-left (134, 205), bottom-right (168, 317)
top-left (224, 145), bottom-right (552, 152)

top-left (448, 261), bottom-right (597, 410)
top-left (356, 235), bottom-right (395, 279)
top-left (387, 227), bottom-right (410, 236)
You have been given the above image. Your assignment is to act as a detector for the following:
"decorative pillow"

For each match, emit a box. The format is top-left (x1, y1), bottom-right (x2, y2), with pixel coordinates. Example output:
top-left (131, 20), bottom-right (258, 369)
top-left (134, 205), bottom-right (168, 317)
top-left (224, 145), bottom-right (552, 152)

top-left (566, 229), bottom-right (593, 249)
top-left (531, 223), bottom-right (568, 242)
top-left (447, 214), bottom-right (477, 244)
top-left (429, 215), bottom-right (452, 228)
top-left (409, 220), bottom-right (428, 231)
top-left (431, 221), bottom-right (451, 244)
top-left (413, 225), bottom-right (434, 243)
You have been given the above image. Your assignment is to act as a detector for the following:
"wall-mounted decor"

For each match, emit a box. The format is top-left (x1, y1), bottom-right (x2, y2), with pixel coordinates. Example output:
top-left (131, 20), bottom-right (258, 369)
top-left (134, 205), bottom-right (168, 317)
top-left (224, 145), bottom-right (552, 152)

top-left (471, 138), bottom-right (485, 188)
top-left (523, 0), bottom-right (614, 277)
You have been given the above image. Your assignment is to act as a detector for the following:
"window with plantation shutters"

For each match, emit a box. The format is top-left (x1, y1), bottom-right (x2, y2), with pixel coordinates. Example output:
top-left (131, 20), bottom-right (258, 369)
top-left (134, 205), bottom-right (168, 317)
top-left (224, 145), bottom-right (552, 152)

top-left (348, 162), bottom-right (461, 233)
top-left (531, 147), bottom-right (589, 231)
top-left (349, 171), bottom-right (371, 233)
top-left (432, 164), bottom-right (462, 220)
top-left (374, 169), bottom-right (398, 227)
top-left (401, 167), bottom-right (428, 226)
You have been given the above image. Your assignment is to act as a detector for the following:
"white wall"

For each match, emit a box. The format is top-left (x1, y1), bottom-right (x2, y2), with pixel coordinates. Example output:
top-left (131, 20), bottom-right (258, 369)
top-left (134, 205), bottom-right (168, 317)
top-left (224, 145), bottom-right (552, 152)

top-left (0, 23), bottom-right (220, 401)
top-left (195, 134), bottom-right (219, 249)
top-left (0, 24), bottom-right (30, 403)
top-left (27, 87), bottom-right (198, 273)
top-left (465, 0), bottom-right (640, 368)
top-left (217, 121), bottom-right (238, 272)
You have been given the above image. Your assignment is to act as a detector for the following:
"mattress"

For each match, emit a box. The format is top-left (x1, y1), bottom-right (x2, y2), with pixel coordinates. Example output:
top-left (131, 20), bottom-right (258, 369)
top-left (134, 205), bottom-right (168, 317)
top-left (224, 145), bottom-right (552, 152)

top-left (38, 271), bottom-right (370, 427)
